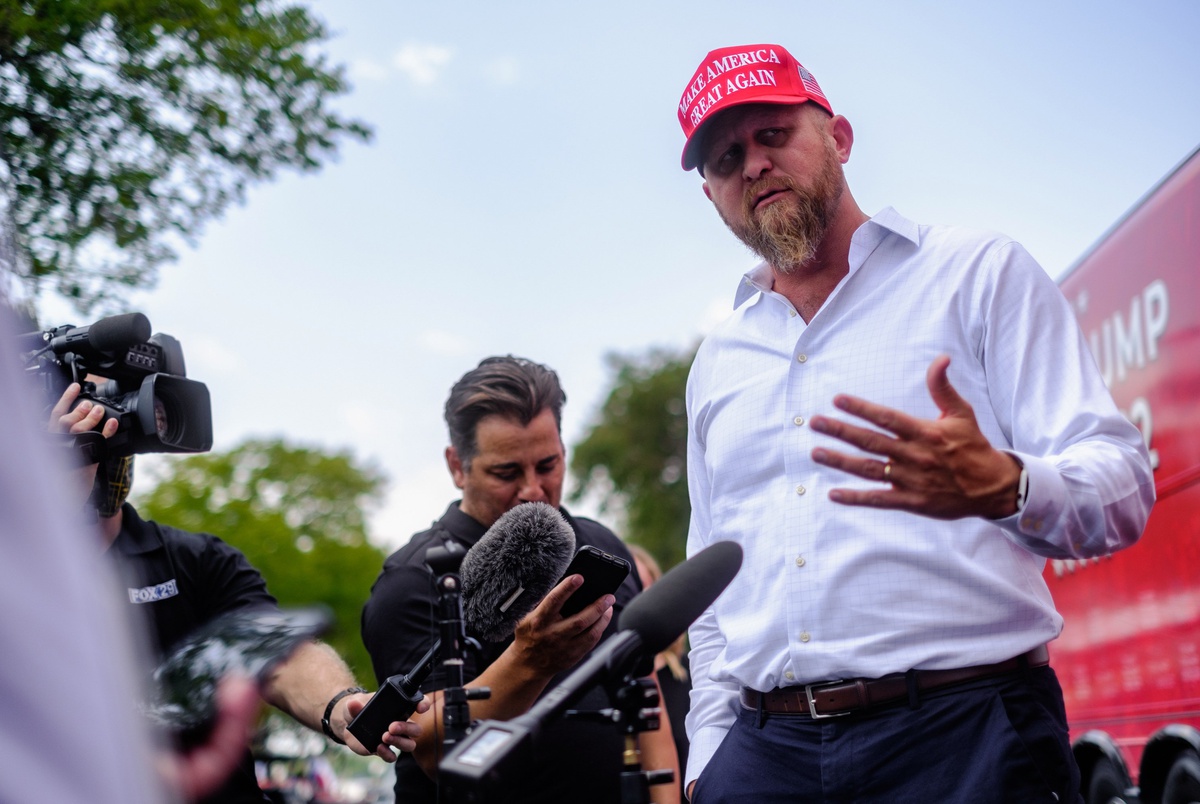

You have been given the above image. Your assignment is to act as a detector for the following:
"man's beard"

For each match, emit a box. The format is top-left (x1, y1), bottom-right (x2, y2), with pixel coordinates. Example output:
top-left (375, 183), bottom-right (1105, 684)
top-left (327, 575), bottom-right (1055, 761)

top-left (719, 144), bottom-right (844, 273)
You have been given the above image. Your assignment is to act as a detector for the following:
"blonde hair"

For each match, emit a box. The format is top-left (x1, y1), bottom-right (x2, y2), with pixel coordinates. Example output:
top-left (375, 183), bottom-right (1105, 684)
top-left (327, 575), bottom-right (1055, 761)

top-left (629, 544), bottom-right (689, 683)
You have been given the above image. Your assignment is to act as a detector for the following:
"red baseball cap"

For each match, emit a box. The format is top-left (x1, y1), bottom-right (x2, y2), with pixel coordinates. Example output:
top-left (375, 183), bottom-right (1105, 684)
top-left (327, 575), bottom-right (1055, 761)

top-left (678, 44), bottom-right (833, 171)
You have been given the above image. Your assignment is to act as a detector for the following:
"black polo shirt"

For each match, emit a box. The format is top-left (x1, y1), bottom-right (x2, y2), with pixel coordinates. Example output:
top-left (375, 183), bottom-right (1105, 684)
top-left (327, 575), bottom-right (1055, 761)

top-left (362, 502), bottom-right (642, 804)
top-left (109, 502), bottom-right (277, 804)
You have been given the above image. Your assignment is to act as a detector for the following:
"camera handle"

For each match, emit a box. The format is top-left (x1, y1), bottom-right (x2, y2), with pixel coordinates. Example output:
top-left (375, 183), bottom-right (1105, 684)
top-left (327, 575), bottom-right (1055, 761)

top-left (434, 570), bottom-right (490, 749)
top-left (564, 675), bottom-right (673, 804)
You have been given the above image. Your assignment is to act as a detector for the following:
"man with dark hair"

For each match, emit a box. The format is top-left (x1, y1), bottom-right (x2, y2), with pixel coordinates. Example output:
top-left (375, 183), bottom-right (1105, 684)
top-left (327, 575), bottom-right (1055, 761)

top-left (674, 44), bottom-right (1154, 802)
top-left (441, 355), bottom-right (570, 529)
top-left (362, 355), bottom-right (680, 804)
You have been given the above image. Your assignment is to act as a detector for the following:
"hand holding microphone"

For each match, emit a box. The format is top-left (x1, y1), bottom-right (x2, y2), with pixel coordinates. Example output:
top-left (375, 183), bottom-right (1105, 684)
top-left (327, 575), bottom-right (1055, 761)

top-left (439, 540), bottom-right (745, 802)
top-left (461, 502), bottom-right (618, 680)
top-left (342, 694), bottom-right (430, 760)
top-left (350, 502), bottom-right (616, 753)
top-left (460, 502), bottom-right (577, 640)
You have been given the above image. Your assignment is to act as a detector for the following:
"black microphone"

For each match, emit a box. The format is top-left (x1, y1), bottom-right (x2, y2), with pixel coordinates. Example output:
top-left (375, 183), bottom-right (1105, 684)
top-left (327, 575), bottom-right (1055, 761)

top-left (438, 541), bottom-right (744, 802)
top-left (49, 312), bottom-right (151, 355)
top-left (347, 503), bottom-right (576, 749)
top-left (459, 502), bottom-right (577, 641)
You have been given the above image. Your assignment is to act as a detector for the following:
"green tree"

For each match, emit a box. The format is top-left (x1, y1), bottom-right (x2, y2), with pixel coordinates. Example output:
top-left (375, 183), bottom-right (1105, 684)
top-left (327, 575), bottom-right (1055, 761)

top-left (0, 0), bottom-right (370, 312)
top-left (136, 437), bottom-right (387, 678)
top-left (570, 347), bottom-right (696, 570)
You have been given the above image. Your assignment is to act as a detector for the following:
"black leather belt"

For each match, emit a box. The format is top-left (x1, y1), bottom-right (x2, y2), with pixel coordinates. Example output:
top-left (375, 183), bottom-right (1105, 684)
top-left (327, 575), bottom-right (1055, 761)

top-left (740, 644), bottom-right (1050, 719)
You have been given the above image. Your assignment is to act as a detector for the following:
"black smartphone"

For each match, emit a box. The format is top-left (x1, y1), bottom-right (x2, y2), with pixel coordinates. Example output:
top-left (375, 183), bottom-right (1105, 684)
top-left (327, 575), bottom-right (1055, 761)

top-left (558, 545), bottom-right (630, 618)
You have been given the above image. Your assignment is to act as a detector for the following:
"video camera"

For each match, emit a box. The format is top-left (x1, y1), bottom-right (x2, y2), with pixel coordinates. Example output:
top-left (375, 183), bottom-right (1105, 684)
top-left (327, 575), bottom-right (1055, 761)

top-left (18, 312), bottom-right (213, 462)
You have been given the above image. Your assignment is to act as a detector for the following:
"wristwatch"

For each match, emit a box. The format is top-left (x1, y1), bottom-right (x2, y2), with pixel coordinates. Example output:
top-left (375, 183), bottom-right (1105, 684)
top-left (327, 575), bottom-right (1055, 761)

top-left (322, 686), bottom-right (368, 744)
top-left (1015, 462), bottom-right (1030, 512)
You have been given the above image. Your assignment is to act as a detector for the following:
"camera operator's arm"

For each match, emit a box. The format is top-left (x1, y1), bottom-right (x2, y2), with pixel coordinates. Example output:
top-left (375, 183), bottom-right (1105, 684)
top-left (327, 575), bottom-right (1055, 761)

top-left (406, 574), bottom-right (614, 777)
top-left (261, 639), bottom-right (427, 761)
top-left (47, 382), bottom-right (118, 500)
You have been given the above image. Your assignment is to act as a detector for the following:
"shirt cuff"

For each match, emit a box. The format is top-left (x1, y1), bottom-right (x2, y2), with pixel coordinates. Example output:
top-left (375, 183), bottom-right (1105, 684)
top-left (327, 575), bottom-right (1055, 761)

top-left (994, 451), bottom-right (1075, 557)
top-left (684, 724), bottom-right (731, 794)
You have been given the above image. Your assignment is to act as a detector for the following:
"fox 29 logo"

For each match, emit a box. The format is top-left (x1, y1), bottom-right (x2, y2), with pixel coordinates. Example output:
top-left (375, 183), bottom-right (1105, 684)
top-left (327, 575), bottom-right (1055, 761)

top-left (128, 579), bottom-right (179, 604)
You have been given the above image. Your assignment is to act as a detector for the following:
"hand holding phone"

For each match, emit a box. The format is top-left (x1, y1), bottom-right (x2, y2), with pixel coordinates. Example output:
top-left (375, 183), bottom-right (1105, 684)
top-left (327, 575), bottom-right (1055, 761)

top-left (557, 545), bottom-right (630, 618)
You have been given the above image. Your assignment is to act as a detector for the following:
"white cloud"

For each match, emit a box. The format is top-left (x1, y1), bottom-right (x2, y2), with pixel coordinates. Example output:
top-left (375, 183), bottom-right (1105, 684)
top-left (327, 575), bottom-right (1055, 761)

top-left (417, 328), bottom-right (471, 356)
top-left (392, 43), bottom-right (455, 86)
top-left (483, 56), bottom-right (520, 86)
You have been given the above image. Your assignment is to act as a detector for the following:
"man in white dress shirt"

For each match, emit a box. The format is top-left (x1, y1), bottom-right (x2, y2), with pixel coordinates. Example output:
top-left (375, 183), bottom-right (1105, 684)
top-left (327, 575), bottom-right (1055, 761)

top-left (676, 44), bottom-right (1155, 803)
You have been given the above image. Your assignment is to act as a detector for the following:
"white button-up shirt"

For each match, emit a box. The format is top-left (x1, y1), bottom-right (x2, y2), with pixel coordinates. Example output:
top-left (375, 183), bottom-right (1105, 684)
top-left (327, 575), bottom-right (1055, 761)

top-left (683, 208), bottom-right (1155, 786)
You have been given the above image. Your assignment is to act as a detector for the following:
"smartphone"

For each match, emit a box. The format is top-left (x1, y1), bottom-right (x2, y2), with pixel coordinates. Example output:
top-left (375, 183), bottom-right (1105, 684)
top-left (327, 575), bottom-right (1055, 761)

top-left (557, 545), bottom-right (631, 618)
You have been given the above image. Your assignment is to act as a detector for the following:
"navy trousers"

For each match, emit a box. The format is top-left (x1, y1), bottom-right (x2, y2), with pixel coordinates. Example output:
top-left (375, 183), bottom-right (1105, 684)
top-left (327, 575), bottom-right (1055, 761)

top-left (691, 665), bottom-right (1081, 804)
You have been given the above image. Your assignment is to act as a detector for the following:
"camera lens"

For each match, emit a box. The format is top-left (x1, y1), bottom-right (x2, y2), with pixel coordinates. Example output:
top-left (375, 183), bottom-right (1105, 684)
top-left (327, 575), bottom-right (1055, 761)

top-left (154, 397), bottom-right (169, 438)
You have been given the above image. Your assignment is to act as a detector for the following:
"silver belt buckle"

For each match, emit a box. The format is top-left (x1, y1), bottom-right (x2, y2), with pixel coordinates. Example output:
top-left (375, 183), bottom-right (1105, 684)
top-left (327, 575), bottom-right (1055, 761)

top-left (804, 679), bottom-right (851, 719)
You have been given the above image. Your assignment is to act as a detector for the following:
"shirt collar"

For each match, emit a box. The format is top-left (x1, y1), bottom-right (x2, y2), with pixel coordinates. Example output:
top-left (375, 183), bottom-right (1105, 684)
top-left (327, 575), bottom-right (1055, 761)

top-left (441, 500), bottom-right (582, 549)
top-left (856, 206), bottom-right (920, 250)
top-left (110, 503), bottom-right (164, 556)
top-left (440, 501), bottom-right (489, 547)
top-left (733, 262), bottom-right (775, 308)
top-left (731, 207), bottom-right (921, 309)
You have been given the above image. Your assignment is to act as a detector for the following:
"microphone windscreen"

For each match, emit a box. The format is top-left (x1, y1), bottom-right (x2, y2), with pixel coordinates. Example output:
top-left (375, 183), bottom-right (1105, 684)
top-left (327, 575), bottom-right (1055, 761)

top-left (89, 313), bottom-right (151, 353)
top-left (460, 502), bottom-right (576, 641)
top-left (618, 541), bottom-right (742, 655)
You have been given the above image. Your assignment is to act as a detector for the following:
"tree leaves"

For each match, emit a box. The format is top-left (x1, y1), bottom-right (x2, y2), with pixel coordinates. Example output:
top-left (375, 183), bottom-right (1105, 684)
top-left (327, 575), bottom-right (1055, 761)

top-left (570, 347), bottom-right (696, 570)
top-left (0, 0), bottom-right (371, 312)
top-left (136, 437), bottom-right (387, 678)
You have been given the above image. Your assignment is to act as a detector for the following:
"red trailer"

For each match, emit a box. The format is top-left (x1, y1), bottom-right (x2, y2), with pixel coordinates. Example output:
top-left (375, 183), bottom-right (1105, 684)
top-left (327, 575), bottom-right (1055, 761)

top-left (1051, 146), bottom-right (1200, 804)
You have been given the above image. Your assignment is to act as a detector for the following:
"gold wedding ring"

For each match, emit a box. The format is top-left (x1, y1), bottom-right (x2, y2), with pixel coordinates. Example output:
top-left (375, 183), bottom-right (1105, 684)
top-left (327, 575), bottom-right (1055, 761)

top-left (883, 462), bottom-right (893, 481)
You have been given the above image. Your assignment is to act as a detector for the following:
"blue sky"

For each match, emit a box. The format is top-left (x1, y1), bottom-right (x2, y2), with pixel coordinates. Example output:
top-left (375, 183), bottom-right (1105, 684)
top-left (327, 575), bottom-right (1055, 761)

top-left (39, 0), bottom-right (1200, 549)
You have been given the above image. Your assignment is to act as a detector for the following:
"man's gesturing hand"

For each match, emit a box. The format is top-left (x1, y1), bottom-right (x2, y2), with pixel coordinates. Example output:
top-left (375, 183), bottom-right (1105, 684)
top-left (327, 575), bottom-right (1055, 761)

top-left (809, 355), bottom-right (1022, 520)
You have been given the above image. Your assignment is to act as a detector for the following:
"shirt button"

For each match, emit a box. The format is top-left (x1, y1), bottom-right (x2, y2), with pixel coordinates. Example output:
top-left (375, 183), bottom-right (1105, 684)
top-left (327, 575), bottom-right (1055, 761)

top-left (795, 555), bottom-right (806, 567)
top-left (788, 309), bottom-right (797, 318)
top-left (796, 354), bottom-right (808, 363)
top-left (795, 485), bottom-right (806, 495)
top-left (784, 671), bottom-right (795, 681)
top-left (793, 416), bottom-right (805, 426)
top-left (799, 631), bottom-right (811, 643)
